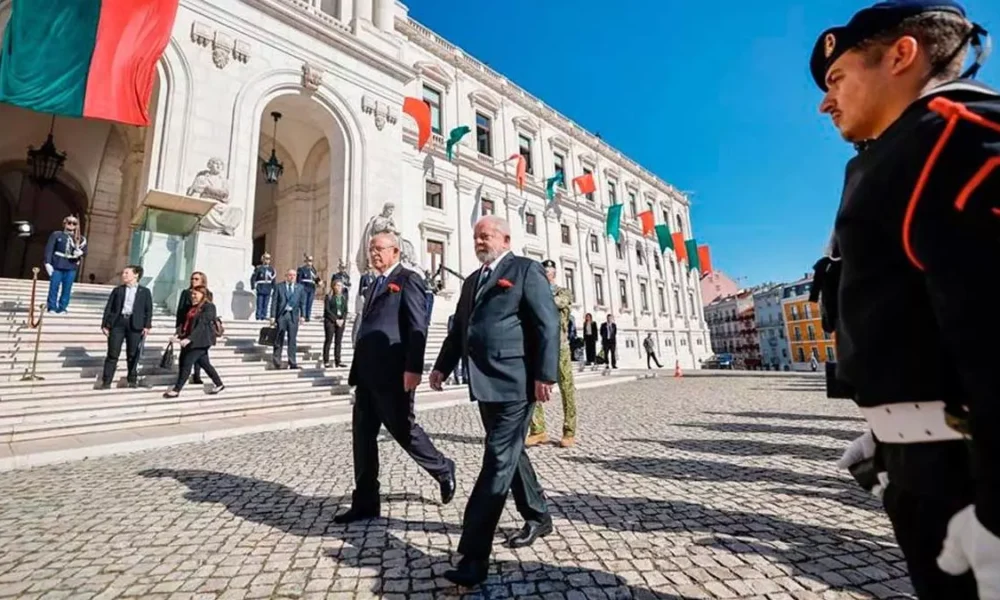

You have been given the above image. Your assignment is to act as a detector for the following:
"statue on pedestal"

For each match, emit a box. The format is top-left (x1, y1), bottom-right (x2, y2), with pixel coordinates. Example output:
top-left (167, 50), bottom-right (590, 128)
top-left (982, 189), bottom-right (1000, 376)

top-left (356, 202), bottom-right (419, 272)
top-left (188, 158), bottom-right (243, 236)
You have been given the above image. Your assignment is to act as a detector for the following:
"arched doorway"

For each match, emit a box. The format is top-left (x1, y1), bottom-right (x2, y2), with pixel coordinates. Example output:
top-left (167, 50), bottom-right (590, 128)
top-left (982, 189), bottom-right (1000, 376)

top-left (0, 166), bottom-right (88, 279)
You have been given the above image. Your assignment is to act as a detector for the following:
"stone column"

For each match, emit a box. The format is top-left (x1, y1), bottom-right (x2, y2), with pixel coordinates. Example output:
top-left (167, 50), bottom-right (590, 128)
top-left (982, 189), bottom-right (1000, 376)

top-left (373, 0), bottom-right (393, 32)
top-left (503, 195), bottom-right (525, 251)
top-left (575, 223), bottom-right (590, 310)
top-left (339, 0), bottom-right (354, 23)
top-left (352, 0), bottom-right (373, 30)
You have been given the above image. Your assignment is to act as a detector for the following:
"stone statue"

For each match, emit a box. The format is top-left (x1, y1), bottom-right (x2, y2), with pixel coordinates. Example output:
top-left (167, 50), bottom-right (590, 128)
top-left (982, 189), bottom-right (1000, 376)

top-left (356, 202), bottom-right (419, 272)
top-left (188, 158), bottom-right (243, 236)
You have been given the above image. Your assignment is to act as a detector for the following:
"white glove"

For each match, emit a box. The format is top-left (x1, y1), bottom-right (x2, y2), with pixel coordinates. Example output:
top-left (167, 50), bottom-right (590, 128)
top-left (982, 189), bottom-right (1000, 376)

top-left (836, 430), bottom-right (877, 469)
top-left (44, 264), bottom-right (53, 277)
top-left (938, 505), bottom-right (1000, 599)
top-left (871, 472), bottom-right (890, 500)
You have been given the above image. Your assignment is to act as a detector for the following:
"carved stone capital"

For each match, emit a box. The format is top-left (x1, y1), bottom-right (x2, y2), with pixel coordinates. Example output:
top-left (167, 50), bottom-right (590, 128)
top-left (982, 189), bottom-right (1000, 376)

top-left (302, 63), bottom-right (324, 92)
top-left (361, 95), bottom-right (398, 131)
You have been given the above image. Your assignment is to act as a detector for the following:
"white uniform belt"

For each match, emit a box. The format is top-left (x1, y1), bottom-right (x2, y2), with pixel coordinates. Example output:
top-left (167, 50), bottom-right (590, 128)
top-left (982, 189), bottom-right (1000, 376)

top-left (53, 251), bottom-right (77, 258)
top-left (860, 401), bottom-right (965, 444)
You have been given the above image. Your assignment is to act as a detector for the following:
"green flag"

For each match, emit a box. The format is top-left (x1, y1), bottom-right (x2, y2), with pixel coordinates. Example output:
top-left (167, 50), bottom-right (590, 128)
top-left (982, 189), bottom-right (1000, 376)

top-left (655, 224), bottom-right (673, 253)
top-left (445, 125), bottom-right (471, 161)
top-left (545, 172), bottom-right (564, 201)
top-left (685, 239), bottom-right (700, 272)
top-left (606, 204), bottom-right (623, 242)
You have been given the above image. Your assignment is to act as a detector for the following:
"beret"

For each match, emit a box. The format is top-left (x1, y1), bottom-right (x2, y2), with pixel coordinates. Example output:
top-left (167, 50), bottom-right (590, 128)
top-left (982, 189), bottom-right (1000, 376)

top-left (810, 1), bottom-right (967, 91)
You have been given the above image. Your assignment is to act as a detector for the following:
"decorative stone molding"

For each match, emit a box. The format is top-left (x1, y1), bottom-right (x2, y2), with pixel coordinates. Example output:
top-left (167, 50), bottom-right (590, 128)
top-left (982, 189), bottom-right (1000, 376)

top-left (625, 180), bottom-right (640, 193)
top-left (512, 115), bottom-right (539, 134)
top-left (418, 220), bottom-right (454, 237)
top-left (503, 195), bottom-right (526, 210)
top-left (191, 22), bottom-right (249, 69)
top-left (523, 242), bottom-right (546, 256)
top-left (548, 134), bottom-right (571, 152)
top-left (233, 40), bottom-right (251, 64)
top-left (603, 166), bottom-right (621, 181)
top-left (211, 32), bottom-right (233, 69)
top-left (414, 60), bottom-right (453, 90)
top-left (578, 153), bottom-right (597, 169)
top-left (575, 223), bottom-right (590, 234)
top-left (468, 89), bottom-right (500, 113)
top-left (643, 190), bottom-right (658, 203)
top-left (361, 95), bottom-right (398, 130)
top-left (191, 22), bottom-right (213, 46)
top-left (302, 63), bottom-right (324, 92)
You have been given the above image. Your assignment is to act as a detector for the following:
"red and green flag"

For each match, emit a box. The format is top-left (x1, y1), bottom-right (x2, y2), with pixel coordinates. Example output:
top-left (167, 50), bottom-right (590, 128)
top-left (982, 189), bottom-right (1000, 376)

top-left (606, 204), bottom-right (623, 242)
top-left (637, 210), bottom-right (655, 236)
top-left (445, 126), bottom-right (470, 161)
top-left (685, 239), bottom-right (700, 272)
top-left (0, 0), bottom-right (180, 126)
top-left (655, 224), bottom-right (672, 253)
top-left (697, 244), bottom-right (713, 275)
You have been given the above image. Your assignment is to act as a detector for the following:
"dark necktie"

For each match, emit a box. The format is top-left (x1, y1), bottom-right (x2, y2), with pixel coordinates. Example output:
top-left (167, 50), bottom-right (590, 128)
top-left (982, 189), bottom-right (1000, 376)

top-left (476, 267), bottom-right (491, 294)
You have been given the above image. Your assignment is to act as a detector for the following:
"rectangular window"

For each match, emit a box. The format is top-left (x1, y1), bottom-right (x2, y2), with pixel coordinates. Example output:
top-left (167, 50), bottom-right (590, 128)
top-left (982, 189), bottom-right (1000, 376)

top-left (481, 198), bottom-right (495, 216)
top-left (560, 224), bottom-right (571, 245)
top-left (689, 292), bottom-right (696, 315)
top-left (629, 192), bottom-right (637, 218)
top-left (673, 290), bottom-right (681, 315)
top-left (662, 209), bottom-right (670, 225)
top-left (807, 324), bottom-right (816, 341)
top-left (618, 278), bottom-right (629, 309)
top-left (640, 282), bottom-right (649, 312)
top-left (826, 346), bottom-right (835, 361)
top-left (320, 0), bottom-right (339, 17)
top-left (564, 267), bottom-right (576, 302)
top-left (518, 134), bottom-right (534, 175)
top-left (424, 180), bottom-right (442, 209)
top-left (583, 167), bottom-right (594, 202)
top-left (553, 153), bottom-right (566, 188)
top-left (615, 242), bottom-right (624, 260)
top-left (422, 85), bottom-right (443, 134)
top-left (654, 254), bottom-right (662, 273)
top-left (589, 234), bottom-right (599, 254)
top-left (794, 326), bottom-right (802, 341)
top-left (636, 247), bottom-right (644, 266)
top-left (594, 273), bottom-right (605, 306)
top-left (427, 239), bottom-right (444, 280)
top-left (525, 213), bottom-right (537, 235)
top-left (608, 181), bottom-right (617, 205)
top-left (657, 286), bottom-right (666, 313)
top-left (475, 112), bottom-right (492, 157)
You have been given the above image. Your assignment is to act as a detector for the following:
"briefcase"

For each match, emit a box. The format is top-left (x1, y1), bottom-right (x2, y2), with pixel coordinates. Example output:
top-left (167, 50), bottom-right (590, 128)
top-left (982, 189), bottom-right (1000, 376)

top-left (258, 326), bottom-right (276, 346)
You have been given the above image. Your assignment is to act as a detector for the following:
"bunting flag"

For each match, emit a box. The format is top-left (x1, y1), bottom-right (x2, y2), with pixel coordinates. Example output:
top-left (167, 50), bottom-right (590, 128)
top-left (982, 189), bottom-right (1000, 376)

top-left (0, 0), bottom-right (180, 126)
top-left (673, 233), bottom-right (687, 261)
top-left (606, 204), bottom-right (624, 242)
top-left (402, 97), bottom-right (431, 150)
top-left (508, 153), bottom-right (526, 191)
top-left (697, 244), bottom-right (713, 275)
top-left (445, 125), bottom-right (471, 161)
top-left (545, 171), bottom-right (564, 201)
top-left (637, 211), bottom-right (655, 236)
top-left (655, 224), bottom-right (673, 253)
top-left (573, 172), bottom-right (596, 195)
top-left (685, 239), bottom-right (700, 272)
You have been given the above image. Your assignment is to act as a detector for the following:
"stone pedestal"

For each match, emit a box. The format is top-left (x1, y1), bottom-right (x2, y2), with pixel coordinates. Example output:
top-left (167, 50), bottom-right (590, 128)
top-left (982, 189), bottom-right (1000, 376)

top-left (192, 233), bottom-right (254, 320)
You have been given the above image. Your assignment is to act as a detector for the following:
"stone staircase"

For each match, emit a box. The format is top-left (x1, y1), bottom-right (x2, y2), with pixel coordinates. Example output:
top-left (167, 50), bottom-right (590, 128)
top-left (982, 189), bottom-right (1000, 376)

top-left (0, 278), bottom-right (618, 469)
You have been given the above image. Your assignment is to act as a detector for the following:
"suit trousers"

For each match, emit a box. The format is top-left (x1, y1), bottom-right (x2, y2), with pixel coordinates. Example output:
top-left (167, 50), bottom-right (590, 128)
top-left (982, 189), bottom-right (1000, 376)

top-left (102, 316), bottom-right (143, 384)
top-left (459, 400), bottom-right (549, 560)
top-left (173, 347), bottom-right (222, 392)
top-left (350, 384), bottom-right (452, 509)
top-left (272, 312), bottom-right (299, 366)
top-left (323, 320), bottom-right (344, 365)
top-left (602, 342), bottom-right (618, 368)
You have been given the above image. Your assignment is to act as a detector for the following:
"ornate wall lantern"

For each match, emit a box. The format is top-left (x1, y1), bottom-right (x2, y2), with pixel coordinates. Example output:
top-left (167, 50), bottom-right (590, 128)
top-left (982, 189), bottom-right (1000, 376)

top-left (261, 111), bottom-right (284, 184)
top-left (27, 116), bottom-right (67, 188)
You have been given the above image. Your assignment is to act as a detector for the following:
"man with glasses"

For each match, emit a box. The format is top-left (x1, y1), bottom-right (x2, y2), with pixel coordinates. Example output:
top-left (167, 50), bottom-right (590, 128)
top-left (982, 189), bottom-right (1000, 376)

top-left (43, 215), bottom-right (87, 314)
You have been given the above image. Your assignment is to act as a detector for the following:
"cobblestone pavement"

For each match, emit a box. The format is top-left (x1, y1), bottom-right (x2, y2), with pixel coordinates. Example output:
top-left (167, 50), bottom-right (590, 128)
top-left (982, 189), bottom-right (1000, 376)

top-left (0, 376), bottom-right (912, 599)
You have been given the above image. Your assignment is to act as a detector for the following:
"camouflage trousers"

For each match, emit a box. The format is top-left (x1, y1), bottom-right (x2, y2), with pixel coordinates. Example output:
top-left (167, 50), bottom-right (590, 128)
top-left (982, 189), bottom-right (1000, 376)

top-left (530, 345), bottom-right (576, 437)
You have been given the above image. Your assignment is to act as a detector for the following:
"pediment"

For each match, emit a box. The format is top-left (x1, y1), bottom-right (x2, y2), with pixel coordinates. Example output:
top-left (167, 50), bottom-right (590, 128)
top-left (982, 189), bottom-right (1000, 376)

top-left (548, 134), bottom-right (571, 151)
top-left (512, 115), bottom-right (539, 134)
top-left (413, 60), bottom-right (453, 89)
top-left (468, 89), bottom-right (500, 112)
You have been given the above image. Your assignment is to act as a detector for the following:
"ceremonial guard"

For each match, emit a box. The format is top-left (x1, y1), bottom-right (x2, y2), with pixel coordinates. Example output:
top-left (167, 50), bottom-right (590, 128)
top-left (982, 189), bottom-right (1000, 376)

top-left (250, 253), bottom-right (275, 321)
top-left (527, 259), bottom-right (577, 448)
top-left (296, 255), bottom-right (319, 322)
top-left (43, 215), bottom-right (87, 314)
top-left (331, 258), bottom-right (351, 305)
top-left (810, 2), bottom-right (998, 598)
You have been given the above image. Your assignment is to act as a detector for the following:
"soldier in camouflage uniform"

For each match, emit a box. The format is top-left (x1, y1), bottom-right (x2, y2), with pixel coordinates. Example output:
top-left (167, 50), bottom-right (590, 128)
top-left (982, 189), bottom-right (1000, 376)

top-left (527, 259), bottom-right (577, 448)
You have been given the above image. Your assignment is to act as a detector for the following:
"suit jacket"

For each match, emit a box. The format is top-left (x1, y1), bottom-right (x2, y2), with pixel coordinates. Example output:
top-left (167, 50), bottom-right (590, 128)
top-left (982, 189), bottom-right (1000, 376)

top-left (324, 293), bottom-right (349, 323)
top-left (175, 288), bottom-right (215, 330)
top-left (600, 322), bottom-right (617, 345)
top-left (348, 264), bottom-right (427, 390)
top-left (433, 253), bottom-right (559, 403)
top-left (102, 285), bottom-right (153, 331)
top-left (178, 302), bottom-right (218, 349)
top-left (582, 321), bottom-right (598, 339)
top-left (271, 282), bottom-right (307, 320)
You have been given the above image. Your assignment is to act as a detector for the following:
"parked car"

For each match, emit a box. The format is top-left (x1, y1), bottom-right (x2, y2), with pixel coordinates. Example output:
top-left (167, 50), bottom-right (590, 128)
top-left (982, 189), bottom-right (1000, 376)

top-left (703, 353), bottom-right (735, 369)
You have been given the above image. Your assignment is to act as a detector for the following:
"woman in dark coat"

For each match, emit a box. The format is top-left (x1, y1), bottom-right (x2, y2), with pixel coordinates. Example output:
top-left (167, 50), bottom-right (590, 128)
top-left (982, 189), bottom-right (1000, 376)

top-left (165, 285), bottom-right (223, 397)
top-left (176, 272), bottom-right (212, 383)
top-left (582, 312), bottom-right (598, 365)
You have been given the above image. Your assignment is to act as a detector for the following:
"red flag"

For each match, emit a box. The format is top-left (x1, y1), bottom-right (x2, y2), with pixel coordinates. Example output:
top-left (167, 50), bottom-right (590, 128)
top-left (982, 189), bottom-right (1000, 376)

top-left (572, 172), bottom-right (596, 195)
top-left (509, 154), bottom-right (526, 191)
top-left (402, 97), bottom-right (431, 151)
top-left (637, 211), bottom-right (655, 236)
top-left (672, 233), bottom-right (687, 261)
top-left (697, 245), bottom-right (713, 274)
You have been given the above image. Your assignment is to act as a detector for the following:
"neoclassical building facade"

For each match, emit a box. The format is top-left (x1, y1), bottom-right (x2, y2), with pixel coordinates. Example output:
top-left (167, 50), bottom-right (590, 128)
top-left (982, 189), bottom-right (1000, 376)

top-left (0, 0), bottom-right (710, 367)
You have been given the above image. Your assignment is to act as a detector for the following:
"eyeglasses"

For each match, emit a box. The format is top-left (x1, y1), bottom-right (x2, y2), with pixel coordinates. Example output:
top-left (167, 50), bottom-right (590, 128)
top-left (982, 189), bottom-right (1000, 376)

top-left (368, 245), bottom-right (395, 254)
top-left (65, 220), bottom-right (78, 225)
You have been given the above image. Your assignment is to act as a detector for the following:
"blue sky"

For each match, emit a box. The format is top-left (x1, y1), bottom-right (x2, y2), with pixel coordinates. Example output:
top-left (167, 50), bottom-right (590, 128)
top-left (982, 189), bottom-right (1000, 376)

top-left (406, 0), bottom-right (1000, 285)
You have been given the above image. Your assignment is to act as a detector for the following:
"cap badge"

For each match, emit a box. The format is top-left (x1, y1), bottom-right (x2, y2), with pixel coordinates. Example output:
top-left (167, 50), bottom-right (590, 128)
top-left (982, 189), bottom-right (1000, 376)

top-left (824, 33), bottom-right (837, 58)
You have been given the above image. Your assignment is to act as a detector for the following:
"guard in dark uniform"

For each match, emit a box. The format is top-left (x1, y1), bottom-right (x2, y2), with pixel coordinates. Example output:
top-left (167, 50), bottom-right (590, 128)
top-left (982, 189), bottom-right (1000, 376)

top-left (296, 255), bottom-right (318, 322)
top-left (250, 253), bottom-right (275, 320)
top-left (43, 215), bottom-right (87, 314)
top-left (810, 2), bottom-right (998, 598)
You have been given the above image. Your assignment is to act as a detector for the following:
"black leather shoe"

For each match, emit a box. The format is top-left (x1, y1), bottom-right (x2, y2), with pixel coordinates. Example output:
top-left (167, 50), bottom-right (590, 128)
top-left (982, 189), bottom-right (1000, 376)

top-left (506, 519), bottom-right (553, 548)
top-left (439, 461), bottom-right (456, 505)
top-left (444, 557), bottom-right (488, 588)
top-left (333, 506), bottom-right (379, 524)
top-left (191, 377), bottom-right (203, 384)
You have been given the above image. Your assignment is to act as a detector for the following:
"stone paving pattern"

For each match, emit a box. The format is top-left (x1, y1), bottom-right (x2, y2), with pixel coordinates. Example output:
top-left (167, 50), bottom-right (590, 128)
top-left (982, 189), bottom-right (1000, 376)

top-left (0, 376), bottom-right (913, 599)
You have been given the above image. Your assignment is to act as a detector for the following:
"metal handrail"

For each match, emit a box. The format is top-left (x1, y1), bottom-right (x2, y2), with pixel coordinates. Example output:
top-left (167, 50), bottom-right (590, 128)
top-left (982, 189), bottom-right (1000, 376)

top-left (21, 267), bottom-right (46, 381)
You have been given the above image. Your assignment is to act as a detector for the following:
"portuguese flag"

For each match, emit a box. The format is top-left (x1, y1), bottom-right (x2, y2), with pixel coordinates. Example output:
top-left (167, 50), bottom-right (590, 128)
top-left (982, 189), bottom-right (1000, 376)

top-left (0, 0), bottom-right (180, 126)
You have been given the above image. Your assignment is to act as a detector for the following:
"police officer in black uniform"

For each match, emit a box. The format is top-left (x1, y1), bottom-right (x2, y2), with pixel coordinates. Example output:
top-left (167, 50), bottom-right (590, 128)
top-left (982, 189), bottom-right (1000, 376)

top-left (810, 2), bottom-right (999, 598)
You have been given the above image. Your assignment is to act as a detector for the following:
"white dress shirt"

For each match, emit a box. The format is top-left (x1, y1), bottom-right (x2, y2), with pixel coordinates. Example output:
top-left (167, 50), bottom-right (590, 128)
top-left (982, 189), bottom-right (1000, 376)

top-left (123, 284), bottom-right (138, 315)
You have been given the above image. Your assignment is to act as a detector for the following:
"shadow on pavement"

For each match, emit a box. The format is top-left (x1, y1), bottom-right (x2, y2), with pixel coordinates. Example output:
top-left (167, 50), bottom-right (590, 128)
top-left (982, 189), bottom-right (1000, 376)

top-left (676, 421), bottom-right (862, 442)
top-left (140, 469), bottom-right (684, 599)
top-left (626, 437), bottom-right (845, 462)
top-left (702, 411), bottom-right (865, 423)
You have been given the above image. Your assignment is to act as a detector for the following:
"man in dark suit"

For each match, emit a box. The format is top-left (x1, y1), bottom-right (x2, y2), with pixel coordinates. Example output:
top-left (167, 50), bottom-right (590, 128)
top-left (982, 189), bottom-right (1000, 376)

top-left (600, 314), bottom-right (618, 369)
top-left (335, 231), bottom-right (455, 524)
top-left (430, 215), bottom-right (560, 587)
top-left (100, 265), bottom-right (153, 388)
top-left (270, 268), bottom-right (306, 369)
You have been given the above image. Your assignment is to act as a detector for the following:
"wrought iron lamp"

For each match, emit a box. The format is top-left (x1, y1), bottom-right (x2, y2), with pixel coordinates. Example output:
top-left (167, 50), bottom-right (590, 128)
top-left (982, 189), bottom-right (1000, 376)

top-left (261, 111), bottom-right (284, 184)
top-left (27, 116), bottom-right (67, 188)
